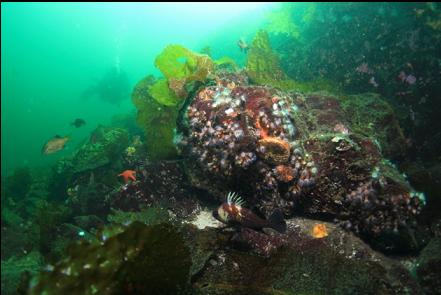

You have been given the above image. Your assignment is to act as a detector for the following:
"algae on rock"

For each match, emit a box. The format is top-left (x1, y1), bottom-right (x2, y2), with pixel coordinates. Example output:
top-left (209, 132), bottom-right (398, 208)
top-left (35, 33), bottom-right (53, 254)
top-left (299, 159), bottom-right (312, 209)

top-left (340, 92), bottom-right (407, 159)
top-left (71, 126), bottom-right (129, 173)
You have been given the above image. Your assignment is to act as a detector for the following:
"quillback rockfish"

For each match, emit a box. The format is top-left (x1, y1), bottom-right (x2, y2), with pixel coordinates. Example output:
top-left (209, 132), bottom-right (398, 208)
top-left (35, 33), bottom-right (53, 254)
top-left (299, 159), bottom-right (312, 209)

top-left (213, 192), bottom-right (286, 233)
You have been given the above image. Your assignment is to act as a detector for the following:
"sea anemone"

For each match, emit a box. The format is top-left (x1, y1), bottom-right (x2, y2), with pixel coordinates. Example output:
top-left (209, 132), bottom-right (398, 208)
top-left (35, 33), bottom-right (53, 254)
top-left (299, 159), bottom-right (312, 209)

top-left (274, 165), bottom-right (295, 182)
top-left (257, 137), bottom-right (291, 165)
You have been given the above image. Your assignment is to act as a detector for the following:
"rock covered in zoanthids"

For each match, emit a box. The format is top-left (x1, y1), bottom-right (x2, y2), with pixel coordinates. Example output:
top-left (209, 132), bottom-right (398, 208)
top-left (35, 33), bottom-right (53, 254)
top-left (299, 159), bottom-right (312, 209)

top-left (176, 75), bottom-right (427, 253)
top-left (177, 79), bottom-right (316, 217)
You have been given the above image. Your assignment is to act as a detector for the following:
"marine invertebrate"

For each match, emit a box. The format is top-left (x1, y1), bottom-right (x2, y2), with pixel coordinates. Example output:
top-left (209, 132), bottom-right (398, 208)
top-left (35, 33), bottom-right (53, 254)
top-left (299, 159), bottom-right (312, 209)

top-left (312, 223), bottom-right (328, 238)
top-left (257, 137), bottom-right (291, 165)
top-left (274, 165), bottom-right (295, 182)
top-left (118, 170), bottom-right (136, 183)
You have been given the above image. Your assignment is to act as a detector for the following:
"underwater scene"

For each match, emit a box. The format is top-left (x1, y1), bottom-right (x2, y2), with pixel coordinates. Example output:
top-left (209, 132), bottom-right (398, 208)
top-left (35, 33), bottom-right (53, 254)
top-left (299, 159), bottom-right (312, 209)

top-left (1, 2), bottom-right (441, 294)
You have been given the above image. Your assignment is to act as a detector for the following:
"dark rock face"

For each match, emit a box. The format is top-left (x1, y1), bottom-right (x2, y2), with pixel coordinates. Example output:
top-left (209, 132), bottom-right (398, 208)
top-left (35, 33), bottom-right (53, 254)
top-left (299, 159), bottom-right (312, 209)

top-left (190, 218), bottom-right (422, 295)
top-left (176, 75), bottom-right (428, 253)
top-left (416, 237), bottom-right (441, 295)
top-left (26, 216), bottom-right (424, 295)
top-left (108, 161), bottom-right (201, 219)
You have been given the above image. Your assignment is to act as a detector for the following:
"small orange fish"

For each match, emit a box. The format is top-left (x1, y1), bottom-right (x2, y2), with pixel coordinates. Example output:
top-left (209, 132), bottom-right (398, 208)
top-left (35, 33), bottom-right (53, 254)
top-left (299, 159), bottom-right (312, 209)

top-left (312, 223), bottom-right (328, 238)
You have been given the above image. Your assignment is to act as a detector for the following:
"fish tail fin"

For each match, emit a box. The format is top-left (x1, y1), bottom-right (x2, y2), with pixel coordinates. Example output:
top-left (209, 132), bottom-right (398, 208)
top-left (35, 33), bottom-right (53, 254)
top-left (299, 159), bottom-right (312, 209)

top-left (268, 209), bottom-right (286, 233)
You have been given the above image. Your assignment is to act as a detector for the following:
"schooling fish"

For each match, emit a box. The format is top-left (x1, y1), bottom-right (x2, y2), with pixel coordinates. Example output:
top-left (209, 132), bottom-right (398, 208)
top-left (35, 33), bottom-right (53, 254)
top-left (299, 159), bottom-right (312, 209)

top-left (213, 192), bottom-right (286, 233)
top-left (41, 135), bottom-right (69, 155)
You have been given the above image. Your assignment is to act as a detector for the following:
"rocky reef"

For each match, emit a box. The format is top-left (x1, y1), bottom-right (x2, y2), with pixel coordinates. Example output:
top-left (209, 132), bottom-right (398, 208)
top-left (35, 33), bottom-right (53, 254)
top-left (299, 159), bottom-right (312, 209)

top-left (176, 71), bottom-right (428, 253)
top-left (25, 214), bottom-right (424, 295)
top-left (3, 13), bottom-right (440, 293)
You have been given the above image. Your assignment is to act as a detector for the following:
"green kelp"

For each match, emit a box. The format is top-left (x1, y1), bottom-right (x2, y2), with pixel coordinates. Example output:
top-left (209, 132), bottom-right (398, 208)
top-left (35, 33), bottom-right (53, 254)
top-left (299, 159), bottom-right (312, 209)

top-left (72, 126), bottom-right (129, 173)
top-left (132, 76), bottom-right (179, 159)
top-left (133, 45), bottom-right (216, 160)
top-left (30, 222), bottom-right (191, 295)
top-left (246, 30), bottom-right (289, 86)
top-left (2, 167), bottom-right (32, 203)
top-left (246, 30), bottom-right (339, 93)
top-left (152, 44), bottom-right (214, 101)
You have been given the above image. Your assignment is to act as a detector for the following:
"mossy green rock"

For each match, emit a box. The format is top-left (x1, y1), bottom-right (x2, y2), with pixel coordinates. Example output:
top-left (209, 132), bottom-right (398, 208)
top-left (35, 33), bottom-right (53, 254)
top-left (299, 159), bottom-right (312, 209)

top-left (71, 126), bottom-right (129, 173)
top-left (340, 93), bottom-right (407, 159)
top-left (30, 222), bottom-right (191, 295)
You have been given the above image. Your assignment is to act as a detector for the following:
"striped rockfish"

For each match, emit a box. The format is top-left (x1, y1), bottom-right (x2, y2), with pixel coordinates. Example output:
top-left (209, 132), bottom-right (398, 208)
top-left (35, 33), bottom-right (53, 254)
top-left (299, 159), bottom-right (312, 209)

top-left (213, 192), bottom-right (286, 233)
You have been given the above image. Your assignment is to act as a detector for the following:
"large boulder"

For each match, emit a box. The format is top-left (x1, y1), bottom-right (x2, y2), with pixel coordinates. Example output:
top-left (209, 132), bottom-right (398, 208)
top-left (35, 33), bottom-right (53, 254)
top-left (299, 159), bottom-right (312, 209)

top-left (176, 74), bottom-right (428, 253)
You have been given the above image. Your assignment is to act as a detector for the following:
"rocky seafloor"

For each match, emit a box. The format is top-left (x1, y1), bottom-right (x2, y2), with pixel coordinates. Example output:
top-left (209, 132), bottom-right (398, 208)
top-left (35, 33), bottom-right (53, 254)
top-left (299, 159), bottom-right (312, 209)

top-left (2, 69), bottom-right (440, 295)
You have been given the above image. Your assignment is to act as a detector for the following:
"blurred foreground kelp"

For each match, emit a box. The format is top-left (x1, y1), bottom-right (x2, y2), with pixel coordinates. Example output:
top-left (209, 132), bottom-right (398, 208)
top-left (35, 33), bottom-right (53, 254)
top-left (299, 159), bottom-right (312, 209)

top-left (29, 222), bottom-right (191, 295)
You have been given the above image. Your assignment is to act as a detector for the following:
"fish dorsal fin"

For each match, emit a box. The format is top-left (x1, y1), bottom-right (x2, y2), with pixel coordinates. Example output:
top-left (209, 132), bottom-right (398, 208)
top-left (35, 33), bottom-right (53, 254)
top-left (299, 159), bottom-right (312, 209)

top-left (226, 191), bottom-right (246, 207)
top-left (55, 135), bottom-right (62, 138)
